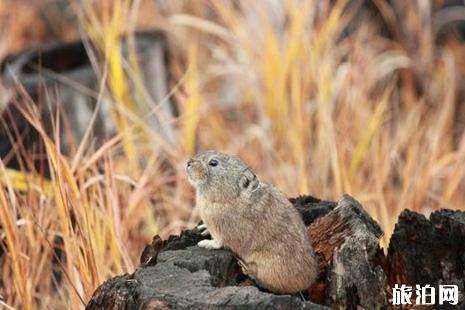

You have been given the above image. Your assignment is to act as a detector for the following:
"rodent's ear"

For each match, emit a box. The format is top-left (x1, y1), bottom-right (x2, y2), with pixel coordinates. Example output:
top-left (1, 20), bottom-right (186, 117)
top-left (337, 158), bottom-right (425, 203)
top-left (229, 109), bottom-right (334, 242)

top-left (239, 169), bottom-right (259, 192)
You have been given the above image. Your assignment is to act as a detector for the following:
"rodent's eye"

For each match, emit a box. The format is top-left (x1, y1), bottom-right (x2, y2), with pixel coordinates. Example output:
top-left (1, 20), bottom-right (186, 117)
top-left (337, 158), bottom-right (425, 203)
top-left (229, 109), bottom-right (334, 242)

top-left (208, 159), bottom-right (219, 167)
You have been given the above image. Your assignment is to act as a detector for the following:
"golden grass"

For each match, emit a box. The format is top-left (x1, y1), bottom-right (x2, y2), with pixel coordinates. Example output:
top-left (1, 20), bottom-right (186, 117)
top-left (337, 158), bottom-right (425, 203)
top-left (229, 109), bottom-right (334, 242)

top-left (1, 0), bottom-right (465, 308)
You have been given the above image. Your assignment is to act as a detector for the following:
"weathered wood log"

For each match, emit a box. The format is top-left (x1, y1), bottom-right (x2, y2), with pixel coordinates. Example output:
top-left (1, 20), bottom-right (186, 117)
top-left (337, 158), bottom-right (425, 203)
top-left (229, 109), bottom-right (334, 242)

top-left (0, 31), bottom-right (175, 171)
top-left (308, 195), bottom-right (386, 308)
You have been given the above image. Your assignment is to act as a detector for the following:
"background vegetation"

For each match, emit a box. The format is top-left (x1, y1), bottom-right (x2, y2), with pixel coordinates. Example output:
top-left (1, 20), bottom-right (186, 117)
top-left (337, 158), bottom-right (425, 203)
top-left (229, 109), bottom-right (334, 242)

top-left (1, 0), bottom-right (465, 308)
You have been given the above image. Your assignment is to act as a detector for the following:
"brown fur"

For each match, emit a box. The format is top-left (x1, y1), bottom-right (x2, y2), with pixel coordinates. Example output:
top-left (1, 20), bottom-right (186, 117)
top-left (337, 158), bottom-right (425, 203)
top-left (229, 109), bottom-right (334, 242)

top-left (186, 151), bottom-right (318, 294)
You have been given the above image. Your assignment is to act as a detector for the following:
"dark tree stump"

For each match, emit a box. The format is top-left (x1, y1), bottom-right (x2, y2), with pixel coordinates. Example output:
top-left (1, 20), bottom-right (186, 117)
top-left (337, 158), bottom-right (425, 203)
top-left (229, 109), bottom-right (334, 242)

top-left (386, 209), bottom-right (465, 306)
top-left (87, 274), bottom-right (139, 310)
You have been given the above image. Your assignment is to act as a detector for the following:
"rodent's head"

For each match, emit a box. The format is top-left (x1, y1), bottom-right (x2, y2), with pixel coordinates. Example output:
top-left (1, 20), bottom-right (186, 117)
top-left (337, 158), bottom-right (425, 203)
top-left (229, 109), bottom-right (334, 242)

top-left (186, 151), bottom-right (260, 203)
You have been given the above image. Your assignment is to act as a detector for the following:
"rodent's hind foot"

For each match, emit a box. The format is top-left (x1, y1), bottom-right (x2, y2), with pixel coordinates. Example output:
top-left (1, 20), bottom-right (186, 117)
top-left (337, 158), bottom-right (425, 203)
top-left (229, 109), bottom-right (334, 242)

top-left (238, 259), bottom-right (248, 274)
top-left (197, 239), bottom-right (223, 249)
top-left (237, 260), bottom-right (260, 287)
top-left (196, 223), bottom-right (210, 236)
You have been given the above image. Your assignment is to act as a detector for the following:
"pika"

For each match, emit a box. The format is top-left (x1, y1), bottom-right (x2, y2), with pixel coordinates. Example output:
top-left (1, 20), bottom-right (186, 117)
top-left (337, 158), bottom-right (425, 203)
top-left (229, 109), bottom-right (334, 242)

top-left (186, 150), bottom-right (318, 294)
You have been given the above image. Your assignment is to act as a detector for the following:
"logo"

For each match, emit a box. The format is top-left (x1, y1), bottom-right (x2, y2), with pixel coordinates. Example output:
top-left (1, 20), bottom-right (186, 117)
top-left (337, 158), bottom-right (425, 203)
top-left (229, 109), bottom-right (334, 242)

top-left (391, 284), bottom-right (459, 306)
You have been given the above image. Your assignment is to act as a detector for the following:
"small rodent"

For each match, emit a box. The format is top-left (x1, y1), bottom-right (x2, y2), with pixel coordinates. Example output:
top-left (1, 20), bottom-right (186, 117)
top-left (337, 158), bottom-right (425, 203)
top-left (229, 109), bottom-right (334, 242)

top-left (186, 150), bottom-right (318, 294)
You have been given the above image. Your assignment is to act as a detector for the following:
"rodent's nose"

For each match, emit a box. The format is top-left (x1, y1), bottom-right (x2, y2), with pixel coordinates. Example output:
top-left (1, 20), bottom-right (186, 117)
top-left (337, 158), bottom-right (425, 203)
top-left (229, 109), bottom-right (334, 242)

top-left (187, 159), bottom-right (194, 168)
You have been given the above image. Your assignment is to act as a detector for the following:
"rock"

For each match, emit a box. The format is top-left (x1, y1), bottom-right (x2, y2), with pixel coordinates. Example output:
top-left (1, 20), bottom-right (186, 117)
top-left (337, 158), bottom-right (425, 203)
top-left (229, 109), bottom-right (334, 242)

top-left (386, 208), bottom-right (465, 306)
top-left (86, 195), bottom-right (335, 309)
top-left (156, 247), bottom-right (237, 287)
top-left (133, 262), bottom-right (327, 310)
top-left (87, 246), bottom-right (328, 309)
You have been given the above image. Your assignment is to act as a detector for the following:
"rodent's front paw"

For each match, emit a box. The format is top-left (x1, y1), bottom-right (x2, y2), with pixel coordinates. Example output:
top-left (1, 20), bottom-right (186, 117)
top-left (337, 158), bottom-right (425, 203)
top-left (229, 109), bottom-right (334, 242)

top-left (196, 223), bottom-right (210, 236)
top-left (197, 239), bottom-right (223, 249)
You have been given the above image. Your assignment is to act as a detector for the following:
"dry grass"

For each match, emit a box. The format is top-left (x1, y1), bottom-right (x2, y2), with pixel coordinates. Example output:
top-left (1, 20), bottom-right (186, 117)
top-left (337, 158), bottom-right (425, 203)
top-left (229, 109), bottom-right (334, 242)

top-left (1, 0), bottom-right (465, 308)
